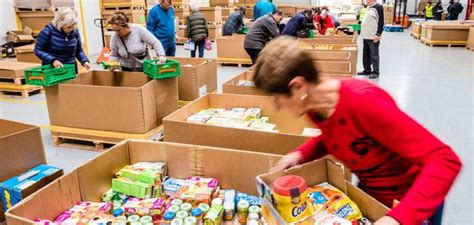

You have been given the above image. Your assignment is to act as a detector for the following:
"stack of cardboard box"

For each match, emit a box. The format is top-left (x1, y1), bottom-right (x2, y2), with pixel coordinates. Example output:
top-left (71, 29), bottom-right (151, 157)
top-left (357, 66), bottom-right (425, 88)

top-left (200, 7), bottom-right (224, 40)
top-left (14, 0), bottom-right (54, 36)
top-left (101, 0), bottom-right (147, 29)
top-left (210, 0), bottom-right (234, 7)
top-left (383, 4), bottom-right (394, 25)
top-left (421, 21), bottom-right (470, 45)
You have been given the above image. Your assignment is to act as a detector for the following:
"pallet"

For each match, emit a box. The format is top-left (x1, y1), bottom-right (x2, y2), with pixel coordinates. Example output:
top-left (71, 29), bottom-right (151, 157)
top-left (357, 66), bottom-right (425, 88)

top-left (208, 21), bottom-right (223, 25)
top-left (174, 4), bottom-right (190, 8)
top-left (0, 82), bottom-right (42, 98)
top-left (420, 38), bottom-right (467, 47)
top-left (15, 7), bottom-right (52, 12)
top-left (102, 5), bottom-right (146, 11)
top-left (410, 32), bottom-right (421, 39)
top-left (51, 125), bottom-right (164, 151)
top-left (217, 57), bottom-right (252, 67)
top-left (467, 45), bottom-right (474, 52)
top-left (0, 76), bottom-right (26, 85)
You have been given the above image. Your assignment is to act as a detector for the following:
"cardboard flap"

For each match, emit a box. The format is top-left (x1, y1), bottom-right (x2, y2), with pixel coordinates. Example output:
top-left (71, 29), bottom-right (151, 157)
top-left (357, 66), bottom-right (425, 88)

top-left (326, 159), bottom-right (347, 194)
top-left (346, 182), bottom-right (390, 221)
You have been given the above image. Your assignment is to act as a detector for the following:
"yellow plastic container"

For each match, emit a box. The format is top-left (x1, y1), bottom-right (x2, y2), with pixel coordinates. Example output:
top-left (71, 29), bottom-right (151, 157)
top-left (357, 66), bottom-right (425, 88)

top-left (272, 175), bottom-right (314, 223)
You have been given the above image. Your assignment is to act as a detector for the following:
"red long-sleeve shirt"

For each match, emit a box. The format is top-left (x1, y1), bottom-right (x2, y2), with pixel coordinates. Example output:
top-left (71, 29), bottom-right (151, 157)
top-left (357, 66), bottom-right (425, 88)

top-left (295, 79), bottom-right (462, 225)
top-left (314, 15), bottom-right (335, 35)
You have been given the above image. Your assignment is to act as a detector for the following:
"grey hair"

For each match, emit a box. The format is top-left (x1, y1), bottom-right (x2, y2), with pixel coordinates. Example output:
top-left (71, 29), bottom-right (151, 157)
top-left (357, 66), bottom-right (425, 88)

top-left (52, 8), bottom-right (78, 31)
top-left (191, 4), bottom-right (199, 12)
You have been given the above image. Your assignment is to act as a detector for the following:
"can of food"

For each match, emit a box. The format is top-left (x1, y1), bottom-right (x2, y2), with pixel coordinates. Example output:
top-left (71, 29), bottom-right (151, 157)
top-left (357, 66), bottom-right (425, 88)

top-left (140, 216), bottom-right (153, 223)
top-left (171, 218), bottom-right (184, 225)
top-left (237, 200), bottom-right (250, 224)
top-left (127, 215), bottom-right (140, 223)
top-left (168, 205), bottom-right (181, 213)
top-left (184, 216), bottom-right (197, 225)
top-left (223, 201), bottom-right (235, 221)
top-left (176, 211), bottom-right (189, 220)
top-left (172, 199), bottom-right (183, 206)
top-left (180, 203), bottom-right (193, 212)
top-left (249, 205), bottom-right (261, 215)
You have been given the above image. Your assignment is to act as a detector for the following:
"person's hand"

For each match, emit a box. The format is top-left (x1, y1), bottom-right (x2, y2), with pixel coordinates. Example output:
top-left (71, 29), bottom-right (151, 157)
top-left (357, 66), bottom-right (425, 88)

top-left (176, 34), bottom-right (180, 42)
top-left (158, 55), bottom-right (167, 64)
top-left (53, 60), bottom-right (63, 68)
top-left (270, 151), bottom-right (303, 173)
top-left (374, 35), bottom-right (381, 43)
top-left (83, 62), bottom-right (91, 71)
top-left (374, 216), bottom-right (400, 225)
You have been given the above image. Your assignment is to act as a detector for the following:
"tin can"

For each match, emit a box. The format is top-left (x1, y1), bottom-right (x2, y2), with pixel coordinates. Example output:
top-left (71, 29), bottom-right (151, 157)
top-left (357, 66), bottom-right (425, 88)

top-left (237, 200), bottom-right (250, 224)
top-left (223, 201), bottom-right (235, 221)
top-left (127, 215), bottom-right (140, 223)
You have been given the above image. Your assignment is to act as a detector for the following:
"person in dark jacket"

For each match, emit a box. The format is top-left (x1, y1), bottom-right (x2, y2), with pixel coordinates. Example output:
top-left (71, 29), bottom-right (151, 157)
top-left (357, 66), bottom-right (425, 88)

top-left (254, 0), bottom-right (276, 20)
top-left (433, 1), bottom-right (444, 20)
top-left (223, 7), bottom-right (246, 36)
top-left (282, 10), bottom-right (315, 37)
top-left (244, 11), bottom-right (284, 64)
top-left (35, 8), bottom-right (90, 72)
top-left (186, 5), bottom-right (209, 58)
top-left (447, 0), bottom-right (463, 20)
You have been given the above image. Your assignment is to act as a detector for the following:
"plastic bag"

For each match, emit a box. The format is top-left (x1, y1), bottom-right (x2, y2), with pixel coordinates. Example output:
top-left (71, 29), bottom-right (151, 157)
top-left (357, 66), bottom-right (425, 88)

top-left (205, 39), bottom-right (212, 51)
top-left (184, 40), bottom-right (195, 51)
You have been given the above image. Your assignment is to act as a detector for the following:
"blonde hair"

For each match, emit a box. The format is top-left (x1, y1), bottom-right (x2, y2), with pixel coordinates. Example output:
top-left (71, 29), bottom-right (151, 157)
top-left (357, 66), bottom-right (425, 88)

top-left (52, 8), bottom-right (78, 31)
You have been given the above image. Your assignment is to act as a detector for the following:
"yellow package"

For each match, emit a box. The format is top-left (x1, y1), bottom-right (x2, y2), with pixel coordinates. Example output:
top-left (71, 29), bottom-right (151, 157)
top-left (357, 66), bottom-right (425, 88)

top-left (307, 182), bottom-right (362, 221)
top-left (273, 189), bottom-right (314, 223)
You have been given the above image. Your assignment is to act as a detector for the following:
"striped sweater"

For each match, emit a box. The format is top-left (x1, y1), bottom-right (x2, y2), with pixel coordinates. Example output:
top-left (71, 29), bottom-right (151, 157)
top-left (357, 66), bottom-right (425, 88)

top-left (35, 23), bottom-right (89, 65)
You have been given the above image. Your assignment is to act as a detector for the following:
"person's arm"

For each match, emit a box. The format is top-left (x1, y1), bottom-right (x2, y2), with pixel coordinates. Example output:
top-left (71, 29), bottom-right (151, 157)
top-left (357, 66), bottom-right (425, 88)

top-left (375, 4), bottom-right (384, 36)
top-left (204, 17), bottom-right (209, 38)
top-left (185, 16), bottom-right (191, 38)
top-left (352, 89), bottom-right (462, 225)
top-left (238, 14), bottom-right (245, 28)
top-left (300, 16), bottom-right (315, 29)
top-left (138, 25), bottom-right (166, 56)
top-left (267, 18), bottom-right (280, 38)
top-left (293, 135), bottom-right (328, 163)
top-left (74, 30), bottom-right (89, 65)
top-left (146, 8), bottom-right (159, 37)
top-left (109, 34), bottom-right (120, 62)
top-left (34, 28), bottom-right (56, 64)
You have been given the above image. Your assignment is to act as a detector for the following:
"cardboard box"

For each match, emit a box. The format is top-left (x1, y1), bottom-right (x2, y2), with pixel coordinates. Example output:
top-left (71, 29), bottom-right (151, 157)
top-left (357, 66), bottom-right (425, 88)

top-left (246, 6), bottom-right (253, 19)
top-left (210, 0), bottom-right (234, 7)
top-left (101, 0), bottom-right (146, 5)
top-left (0, 119), bottom-right (47, 222)
top-left (221, 7), bottom-right (235, 18)
top-left (468, 26), bottom-right (474, 49)
top-left (5, 140), bottom-right (283, 224)
top-left (163, 94), bottom-right (314, 155)
top-left (208, 24), bottom-right (223, 40)
top-left (0, 61), bottom-right (40, 78)
top-left (422, 22), bottom-right (470, 42)
top-left (201, 7), bottom-right (223, 23)
top-left (171, 57), bottom-right (217, 101)
top-left (278, 5), bottom-right (297, 17)
top-left (174, 7), bottom-right (190, 21)
top-left (102, 9), bottom-right (146, 25)
top-left (297, 35), bottom-right (356, 45)
top-left (257, 158), bottom-right (389, 224)
top-left (222, 70), bottom-right (266, 96)
top-left (51, 0), bottom-right (75, 7)
top-left (15, 0), bottom-right (50, 8)
top-left (216, 35), bottom-right (251, 63)
top-left (44, 71), bottom-right (178, 134)
top-left (298, 43), bottom-right (358, 75)
top-left (7, 27), bottom-right (34, 43)
top-left (15, 44), bottom-right (41, 63)
top-left (17, 11), bottom-right (55, 34)
top-left (0, 165), bottom-right (63, 212)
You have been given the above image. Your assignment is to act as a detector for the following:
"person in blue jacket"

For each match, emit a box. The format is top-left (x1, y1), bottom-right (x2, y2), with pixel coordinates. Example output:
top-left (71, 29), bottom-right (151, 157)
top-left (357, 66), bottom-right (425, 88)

top-left (35, 8), bottom-right (90, 73)
top-left (282, 10), bottom-right (315, 37)
top-left (147, 0), bottom-right (177, 56)
top-left (254, 0), bottom-right (276, 20)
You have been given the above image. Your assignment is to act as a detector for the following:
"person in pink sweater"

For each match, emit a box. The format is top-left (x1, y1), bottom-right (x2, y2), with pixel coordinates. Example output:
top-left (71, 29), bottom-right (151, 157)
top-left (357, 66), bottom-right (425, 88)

top-left (253, 36), bottom-right (462, 225)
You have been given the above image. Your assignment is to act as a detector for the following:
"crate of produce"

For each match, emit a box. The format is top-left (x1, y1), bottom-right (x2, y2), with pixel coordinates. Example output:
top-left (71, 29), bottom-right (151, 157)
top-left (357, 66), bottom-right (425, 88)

top-left (24, 64), bottom-right (76, 86)
top-left (143, 59), bottom-right (181, 79)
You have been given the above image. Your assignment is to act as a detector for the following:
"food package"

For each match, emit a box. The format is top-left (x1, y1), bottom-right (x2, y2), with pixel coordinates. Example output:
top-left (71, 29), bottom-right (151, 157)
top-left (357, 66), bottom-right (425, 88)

top-left (307, 182), bottom-right (362, 221)
top-left (205, 117), bottom-right (232, 127)
top-left (163, 178), bottom-right (194, 197)
top-left (204, 204), bottom-right (224, 225)
top-left (123, 197), bottom-right (166, 217)
top-left (245, 108), bottom-right (262, 119)
top-left (112, 177), bottom-right (153, 199)
top-left (116, 162), bottom-right (167, 185)
top-left (250, 120), bottom-right (277, 131)
top-left (295, 211), bottom-right (352, 225)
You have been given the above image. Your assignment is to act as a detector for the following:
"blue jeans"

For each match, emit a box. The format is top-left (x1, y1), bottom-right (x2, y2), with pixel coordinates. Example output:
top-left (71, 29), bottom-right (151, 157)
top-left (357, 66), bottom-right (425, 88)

top-left (191, 40), bottom-right (205, 58)
top-left (163, 45), bottom-right (176, 57)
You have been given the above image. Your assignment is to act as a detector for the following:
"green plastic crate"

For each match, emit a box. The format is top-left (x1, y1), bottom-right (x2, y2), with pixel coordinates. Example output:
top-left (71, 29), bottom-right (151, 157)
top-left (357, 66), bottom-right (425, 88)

top-left (237, 27), bottom-right (249, 34)
top-left (347, 24), bottom-right (361, 31)
top-left (309, 30), bottom-right (316, 38)
top-left (143, 59), bottom-right (181, 79)
top-left (24, 64), bottom-right (76, 86)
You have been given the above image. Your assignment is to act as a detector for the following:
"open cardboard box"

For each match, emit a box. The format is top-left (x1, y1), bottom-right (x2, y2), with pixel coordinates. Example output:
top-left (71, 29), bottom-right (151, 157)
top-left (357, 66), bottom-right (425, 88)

top-left (163, 93), bottom-right (313, 155)
top-left (171, 57), bottom-right (218, 101)
top-left (0, 61), bottom-right (40, 78)
top-left (298, 35), bottom-right (357, 45)
top-left (44, 71), bottom-right (178, 134)
top-left (5, 140), bottom-right (283, 224)
top-left (6, 27), bottom-right (34, 43)
top-left (257, 158), bottom-right (389, 224)
top-left (468, 27), bottom-right (474, 49)
top-left (216, 35), bottom-right (252, 64)
top-left (299, 43), bottom-right (358, 75)
top-left (0, 119), bottom-right (47, 222)
top-left (14, 44), bottom-right (41, 63)
top-left (278, 5), bottom-right (297, 17)
top-left (223, 70), bottom-right (353, 96)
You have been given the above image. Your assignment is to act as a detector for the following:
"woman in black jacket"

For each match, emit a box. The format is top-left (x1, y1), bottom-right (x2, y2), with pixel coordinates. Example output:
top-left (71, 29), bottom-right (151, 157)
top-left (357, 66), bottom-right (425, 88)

top-left (433, 1), bottom-right (444, 20)
top-left (185, 5), bottom-right (209, 58)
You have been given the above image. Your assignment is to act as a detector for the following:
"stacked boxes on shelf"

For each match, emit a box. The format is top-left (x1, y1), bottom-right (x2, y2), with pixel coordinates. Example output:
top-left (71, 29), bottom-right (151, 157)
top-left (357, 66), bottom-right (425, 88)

top-left (200, 7), bottom-right (224, 40)
top-left (101, 0), bottom-right (147, 30)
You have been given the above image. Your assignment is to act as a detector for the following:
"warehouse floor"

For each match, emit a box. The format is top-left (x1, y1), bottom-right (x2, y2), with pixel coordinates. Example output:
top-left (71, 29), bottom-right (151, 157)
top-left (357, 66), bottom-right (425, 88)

top-left (0, 31), bottom-right (472, 224)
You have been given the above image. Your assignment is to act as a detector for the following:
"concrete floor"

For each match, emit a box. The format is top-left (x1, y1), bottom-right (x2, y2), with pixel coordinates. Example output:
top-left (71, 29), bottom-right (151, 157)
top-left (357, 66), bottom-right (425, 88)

top-left (0, 30), bottom-right (472, 224)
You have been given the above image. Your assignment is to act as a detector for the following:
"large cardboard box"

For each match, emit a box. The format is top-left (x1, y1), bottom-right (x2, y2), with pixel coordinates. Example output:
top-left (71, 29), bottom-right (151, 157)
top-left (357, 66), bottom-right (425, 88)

top-left (101, 0), bottom-right (146, 5)
top-left (422, 22), bottom-right (470, 42)
top-left (278, 5), bottom-right (297, 17)
top-left (299, 43), bottom-right (358, 75)
top-left (102, 9), bottom-right (146, 25)
top-left (468, 26), bottom-right (474, 49)
top-left (257, 158), bottom-right (389, 224)
top-left (14, 0), bottom-right (50, 8)
top-left (298, 35), bottom-right (356, 45)
top-left (174, 7), bottom-right (190, 21)
top-left (5, 140), bottom-right (283, 224)
top-left (6, 27), bottom-right (34, 43)
top-left (44, 71), bottom-right (178, 134)
top-left (201, 7), bottom-right (223, 23)
top-left (221, 7), bottom-right (235, 18)
top-left (17, 11), bottom-right (55, 34)
top-left (0, 119), bottom-right (47, 222)
top-left (210, 0), bottom-right (234, 7)
top-left (208, 24), bottom-right (223, 40)
top-left (0, 61), bottom-right (39, 78)
top-left (216, 35), bottom-right (251, 63)
top-left (222, 70), bottom-right (266, 96)
top-left (163, 94), bottom-right (314, 155)
top-left (170, 57), bottom-right (217, 101)
top-left (15, 44), bottom-right (41, 63)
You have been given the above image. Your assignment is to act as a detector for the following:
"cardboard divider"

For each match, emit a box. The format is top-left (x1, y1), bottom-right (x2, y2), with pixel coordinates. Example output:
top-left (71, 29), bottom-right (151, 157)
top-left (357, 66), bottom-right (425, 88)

top-left (163, 94), bottom-right (313, 155)
top-left (6, 140), bottom-right (284, 224)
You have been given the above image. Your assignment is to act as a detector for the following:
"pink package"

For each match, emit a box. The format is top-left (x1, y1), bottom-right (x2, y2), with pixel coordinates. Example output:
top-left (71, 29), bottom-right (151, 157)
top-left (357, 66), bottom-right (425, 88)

top-left (187, 176), bottom-right (219, 189)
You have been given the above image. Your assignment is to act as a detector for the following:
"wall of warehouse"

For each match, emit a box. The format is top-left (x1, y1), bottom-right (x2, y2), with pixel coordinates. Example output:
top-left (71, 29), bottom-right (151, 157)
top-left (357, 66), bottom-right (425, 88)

top-left (0, 0), bottom-right (18, 43)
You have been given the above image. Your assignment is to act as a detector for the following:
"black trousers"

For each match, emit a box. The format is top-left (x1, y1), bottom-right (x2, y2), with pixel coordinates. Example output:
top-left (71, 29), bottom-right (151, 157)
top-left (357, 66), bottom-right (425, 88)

top-left (362, 39), bottom-right (380, 74)
top-left (245, 48), bottom-right (262, 65)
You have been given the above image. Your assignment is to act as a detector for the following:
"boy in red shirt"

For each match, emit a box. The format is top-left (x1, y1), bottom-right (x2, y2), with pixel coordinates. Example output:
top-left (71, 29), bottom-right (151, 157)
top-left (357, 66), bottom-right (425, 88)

top-left (253, 37), bottom-right (462, 225)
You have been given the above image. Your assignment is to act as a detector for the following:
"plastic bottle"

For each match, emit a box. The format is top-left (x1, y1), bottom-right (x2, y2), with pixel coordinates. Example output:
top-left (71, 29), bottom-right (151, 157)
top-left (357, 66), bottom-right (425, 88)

top-left (172, 199), bottom-right (183, 207)
top-left (198, 203), bottom-right (210, 216)
top-left (168, 205), bottom-right (181, 214)
top-left (248, 212), bottom-right (259, 221)
top-left (184, 216), bottom-right (197, 225)
top-left (237, 200), bottom-right (250, 224)
top-left (163, 211), bottom-right (176, 225)
top-left (249, 206), bottom-right (261, 215)
top-left (171, 218), bottom-right (184, 225)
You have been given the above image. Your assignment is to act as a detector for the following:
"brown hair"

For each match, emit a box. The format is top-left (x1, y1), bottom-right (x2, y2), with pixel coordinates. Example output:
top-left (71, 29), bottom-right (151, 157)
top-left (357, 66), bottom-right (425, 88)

top-left (108, 11), bottom-right (129, 27)
top-left (253, 36), bottom-right (320, 95)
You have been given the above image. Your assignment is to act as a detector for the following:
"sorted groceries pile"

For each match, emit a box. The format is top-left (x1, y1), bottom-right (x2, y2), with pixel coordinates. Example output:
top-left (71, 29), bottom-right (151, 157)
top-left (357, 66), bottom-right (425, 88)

top-left (271, 175), bottom-right (370, 225)
top-left (186, 108), bottom-right (277, 132)
top-left (35, 162), bottom-right (266, 225)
